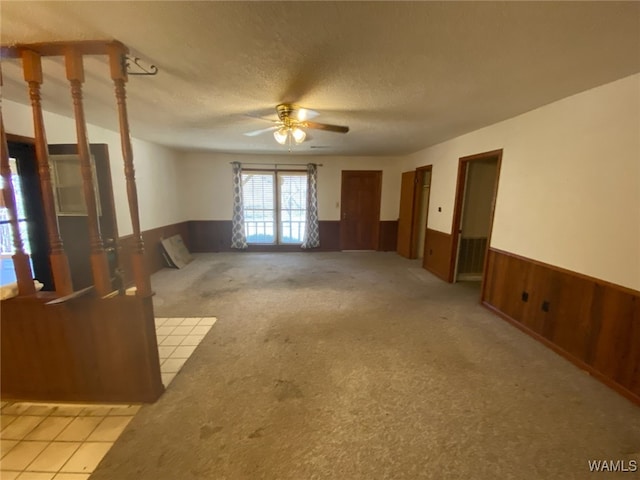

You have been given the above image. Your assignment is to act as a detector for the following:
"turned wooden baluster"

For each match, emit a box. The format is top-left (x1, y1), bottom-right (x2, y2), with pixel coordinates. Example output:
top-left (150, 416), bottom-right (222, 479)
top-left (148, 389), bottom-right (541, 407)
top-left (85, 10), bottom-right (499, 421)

top-left (21, 50), bottom-right (74, 295)
top-left (64, 48), bottom-right (112, 296)
top-left (0, 116), bottom-right (36, 296)
top-left (107, 43), bottom-right (151, 297)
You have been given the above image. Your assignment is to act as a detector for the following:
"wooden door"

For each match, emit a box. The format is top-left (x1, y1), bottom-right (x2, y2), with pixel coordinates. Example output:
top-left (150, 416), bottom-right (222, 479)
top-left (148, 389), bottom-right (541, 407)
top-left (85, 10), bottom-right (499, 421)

top-left (396, 170), bottom-right (417, 258)
top-left (340, 170), bottom-right (382, 250)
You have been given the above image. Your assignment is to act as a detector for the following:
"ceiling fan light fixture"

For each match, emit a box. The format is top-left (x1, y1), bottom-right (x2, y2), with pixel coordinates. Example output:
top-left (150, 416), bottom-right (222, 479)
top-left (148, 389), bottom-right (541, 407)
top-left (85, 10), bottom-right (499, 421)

top-left (273, 127), bottom-right (289, 145)
top-left (248, 104), bottom-right (347, 146)
top-left (291, 126), bottom-right (306, 144)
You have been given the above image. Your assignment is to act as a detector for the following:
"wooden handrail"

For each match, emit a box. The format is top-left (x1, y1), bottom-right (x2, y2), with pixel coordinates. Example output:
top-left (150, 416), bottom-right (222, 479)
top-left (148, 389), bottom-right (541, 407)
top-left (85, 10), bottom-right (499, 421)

top-left (1, 40), bottom-right (128, 59)
top-left (45, 285), bottom-right (94, 305)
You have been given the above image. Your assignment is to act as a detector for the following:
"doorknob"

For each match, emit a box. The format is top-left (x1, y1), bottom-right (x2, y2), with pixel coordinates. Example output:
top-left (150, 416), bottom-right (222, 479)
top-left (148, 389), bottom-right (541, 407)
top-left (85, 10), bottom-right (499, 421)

top-left (342, 212), bottom-right (347, 220)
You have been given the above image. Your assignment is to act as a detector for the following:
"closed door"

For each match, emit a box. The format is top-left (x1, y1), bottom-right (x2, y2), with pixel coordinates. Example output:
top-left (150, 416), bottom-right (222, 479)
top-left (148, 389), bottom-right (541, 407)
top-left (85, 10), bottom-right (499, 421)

top-left (340, 170), bottom-right (382, 250)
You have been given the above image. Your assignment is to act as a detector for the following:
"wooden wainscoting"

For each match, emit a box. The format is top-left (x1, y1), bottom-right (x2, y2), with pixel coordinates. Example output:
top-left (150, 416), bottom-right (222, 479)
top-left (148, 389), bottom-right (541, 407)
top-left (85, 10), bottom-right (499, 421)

top-left (120, 221), bottom-right (190, 277)
top-left (185, 220), bottom-right (394, 253)
top-left (482, 247), bottom-right (640, 403)
top-left (1, 292), bottom-right (164, 403)
top-left (123, 219), bottom-right (397, 257)
top-left (188, 220), bottom-right (231, 253)
top-left (423, 229), bottom-right (452, 281)
top-left (318, 221), bottom-right (341, 251)
top-left (378, 221), bottom-right (398, 252)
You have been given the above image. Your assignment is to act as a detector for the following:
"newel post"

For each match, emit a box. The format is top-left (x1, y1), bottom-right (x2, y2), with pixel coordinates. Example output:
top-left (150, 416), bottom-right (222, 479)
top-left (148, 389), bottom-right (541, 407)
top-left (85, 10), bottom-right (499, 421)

top-left (107, 43), bottom-right (152, 297)
top-left (21, 50), bottom-right (74, 296)
top-left (64, 47), bottom-right (112, 296)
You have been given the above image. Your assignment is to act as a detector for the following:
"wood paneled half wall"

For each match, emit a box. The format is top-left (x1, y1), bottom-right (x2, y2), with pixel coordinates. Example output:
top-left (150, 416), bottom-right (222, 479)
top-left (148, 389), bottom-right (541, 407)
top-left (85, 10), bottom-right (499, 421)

top-left (423, 228), bottom-right (452, 281)
top-left (186, 220), bottom-right (397, 253)
top-left (119, 222), bottom-right (190, 279)
top-left (1, 292), bottom-right (163, 403)
top-left (482, 248), bottom-right (640, 404)
top-left (117, 220), bottom-right (398, 279)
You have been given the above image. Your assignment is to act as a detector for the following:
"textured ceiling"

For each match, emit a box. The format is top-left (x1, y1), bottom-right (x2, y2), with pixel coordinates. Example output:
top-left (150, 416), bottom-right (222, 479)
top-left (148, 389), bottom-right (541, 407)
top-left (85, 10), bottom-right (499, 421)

top-left (1, 1), bottom-right (639, 156)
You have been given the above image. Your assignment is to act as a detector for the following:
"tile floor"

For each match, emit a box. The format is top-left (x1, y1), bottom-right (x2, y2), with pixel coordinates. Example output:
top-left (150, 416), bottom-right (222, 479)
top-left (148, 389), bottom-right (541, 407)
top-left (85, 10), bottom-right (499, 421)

top-left (0, 317), bottom-right (216, 479)
top-left (155, 317), bottom-right (216, 387)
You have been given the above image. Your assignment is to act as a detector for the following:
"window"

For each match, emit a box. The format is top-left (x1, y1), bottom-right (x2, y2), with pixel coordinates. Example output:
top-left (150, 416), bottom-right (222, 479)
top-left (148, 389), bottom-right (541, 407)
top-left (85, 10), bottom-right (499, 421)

top-left (1, 158), bottom-right (33, 286)
top-left (242, 171), bottom-right (307, 244)
top-left (50, 154), bottom-right (101, 215)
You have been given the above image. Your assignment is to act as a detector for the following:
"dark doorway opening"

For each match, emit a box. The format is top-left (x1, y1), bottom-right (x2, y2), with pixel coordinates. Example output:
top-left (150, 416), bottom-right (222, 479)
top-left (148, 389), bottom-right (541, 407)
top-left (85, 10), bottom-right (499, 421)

top-left (450, 149), bottom-right (502, 295)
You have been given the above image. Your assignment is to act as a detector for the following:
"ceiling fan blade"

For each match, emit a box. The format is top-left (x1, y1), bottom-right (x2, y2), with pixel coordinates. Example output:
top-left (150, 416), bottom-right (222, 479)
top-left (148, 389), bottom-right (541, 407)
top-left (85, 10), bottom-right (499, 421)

top-left (290, 107), bottom-right (319, 122)
top-left (242, 114), bottom-right (280, 124)
top-left (243, 125), bottom-right (279, 137)
top-left (303, 121), bottom-right (349, 134)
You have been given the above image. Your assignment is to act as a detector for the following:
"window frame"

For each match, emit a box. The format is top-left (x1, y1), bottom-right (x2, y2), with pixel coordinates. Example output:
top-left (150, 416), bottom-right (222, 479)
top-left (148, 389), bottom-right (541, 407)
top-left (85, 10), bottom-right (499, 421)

top-left (241, 168), bottom-right (307, 245)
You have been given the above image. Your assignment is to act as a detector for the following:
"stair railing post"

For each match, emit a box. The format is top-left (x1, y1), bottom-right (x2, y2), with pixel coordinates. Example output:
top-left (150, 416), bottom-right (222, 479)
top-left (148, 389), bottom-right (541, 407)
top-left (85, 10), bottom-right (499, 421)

top-left (20, 50), bottom-right (74, 295)
top-left (107, 43), bottom-right (151, 297)
top-left (64, 47), bottom-right (112, 296)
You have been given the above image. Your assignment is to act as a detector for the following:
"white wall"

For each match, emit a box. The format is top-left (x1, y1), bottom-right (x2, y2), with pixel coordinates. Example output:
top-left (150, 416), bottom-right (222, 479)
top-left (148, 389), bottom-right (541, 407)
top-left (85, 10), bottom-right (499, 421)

top-left (3, 100), bottom-right (183, 236)
top-left (178, 152), bottom-right (403, 221)
top-left (7, 73), bottom-right (637, 290)
top-left (403, 74), bottom-right (640, 291)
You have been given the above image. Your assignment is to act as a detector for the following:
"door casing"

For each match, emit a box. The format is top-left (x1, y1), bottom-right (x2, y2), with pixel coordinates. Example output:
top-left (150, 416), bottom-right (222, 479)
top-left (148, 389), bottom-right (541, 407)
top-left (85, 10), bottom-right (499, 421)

top-left (396, 165), bottom-right (433, 260)
top-left (449, 149), bottom-right (502, 297)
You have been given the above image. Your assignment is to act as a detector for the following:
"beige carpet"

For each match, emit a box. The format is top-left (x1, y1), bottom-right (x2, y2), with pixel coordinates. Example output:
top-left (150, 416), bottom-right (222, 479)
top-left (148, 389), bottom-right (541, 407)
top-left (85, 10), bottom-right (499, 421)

top-left (90, 252), bottom-right (640, 480)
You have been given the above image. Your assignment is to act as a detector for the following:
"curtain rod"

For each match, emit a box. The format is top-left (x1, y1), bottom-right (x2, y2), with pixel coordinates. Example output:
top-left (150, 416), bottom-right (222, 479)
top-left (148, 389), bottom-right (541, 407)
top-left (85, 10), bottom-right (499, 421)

top-left (229, 162), bottom-right (323, 167)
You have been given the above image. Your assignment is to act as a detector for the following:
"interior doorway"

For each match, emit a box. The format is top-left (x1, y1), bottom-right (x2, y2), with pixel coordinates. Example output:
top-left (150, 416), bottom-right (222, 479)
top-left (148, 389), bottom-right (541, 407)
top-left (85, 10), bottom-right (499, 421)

top-left (450, 150), bottom-right (502, 285)
top-left (396, 165), bottom-right (432, 259)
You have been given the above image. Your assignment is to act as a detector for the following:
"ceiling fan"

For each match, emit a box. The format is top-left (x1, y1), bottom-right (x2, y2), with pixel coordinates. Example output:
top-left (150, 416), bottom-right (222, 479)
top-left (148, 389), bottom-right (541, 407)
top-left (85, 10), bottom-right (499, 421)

top-left (243, 104), bottom-right (349, 145)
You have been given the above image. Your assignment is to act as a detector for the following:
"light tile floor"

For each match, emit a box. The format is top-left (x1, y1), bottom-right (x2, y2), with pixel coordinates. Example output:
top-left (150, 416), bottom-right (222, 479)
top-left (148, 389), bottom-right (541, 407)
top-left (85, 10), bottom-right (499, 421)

top-left (0, 402), bottom-right (139, 479)
top-left (155, 317), bottom-right (216, 387)
top-left (0, 317), bottom-right (216, 479)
